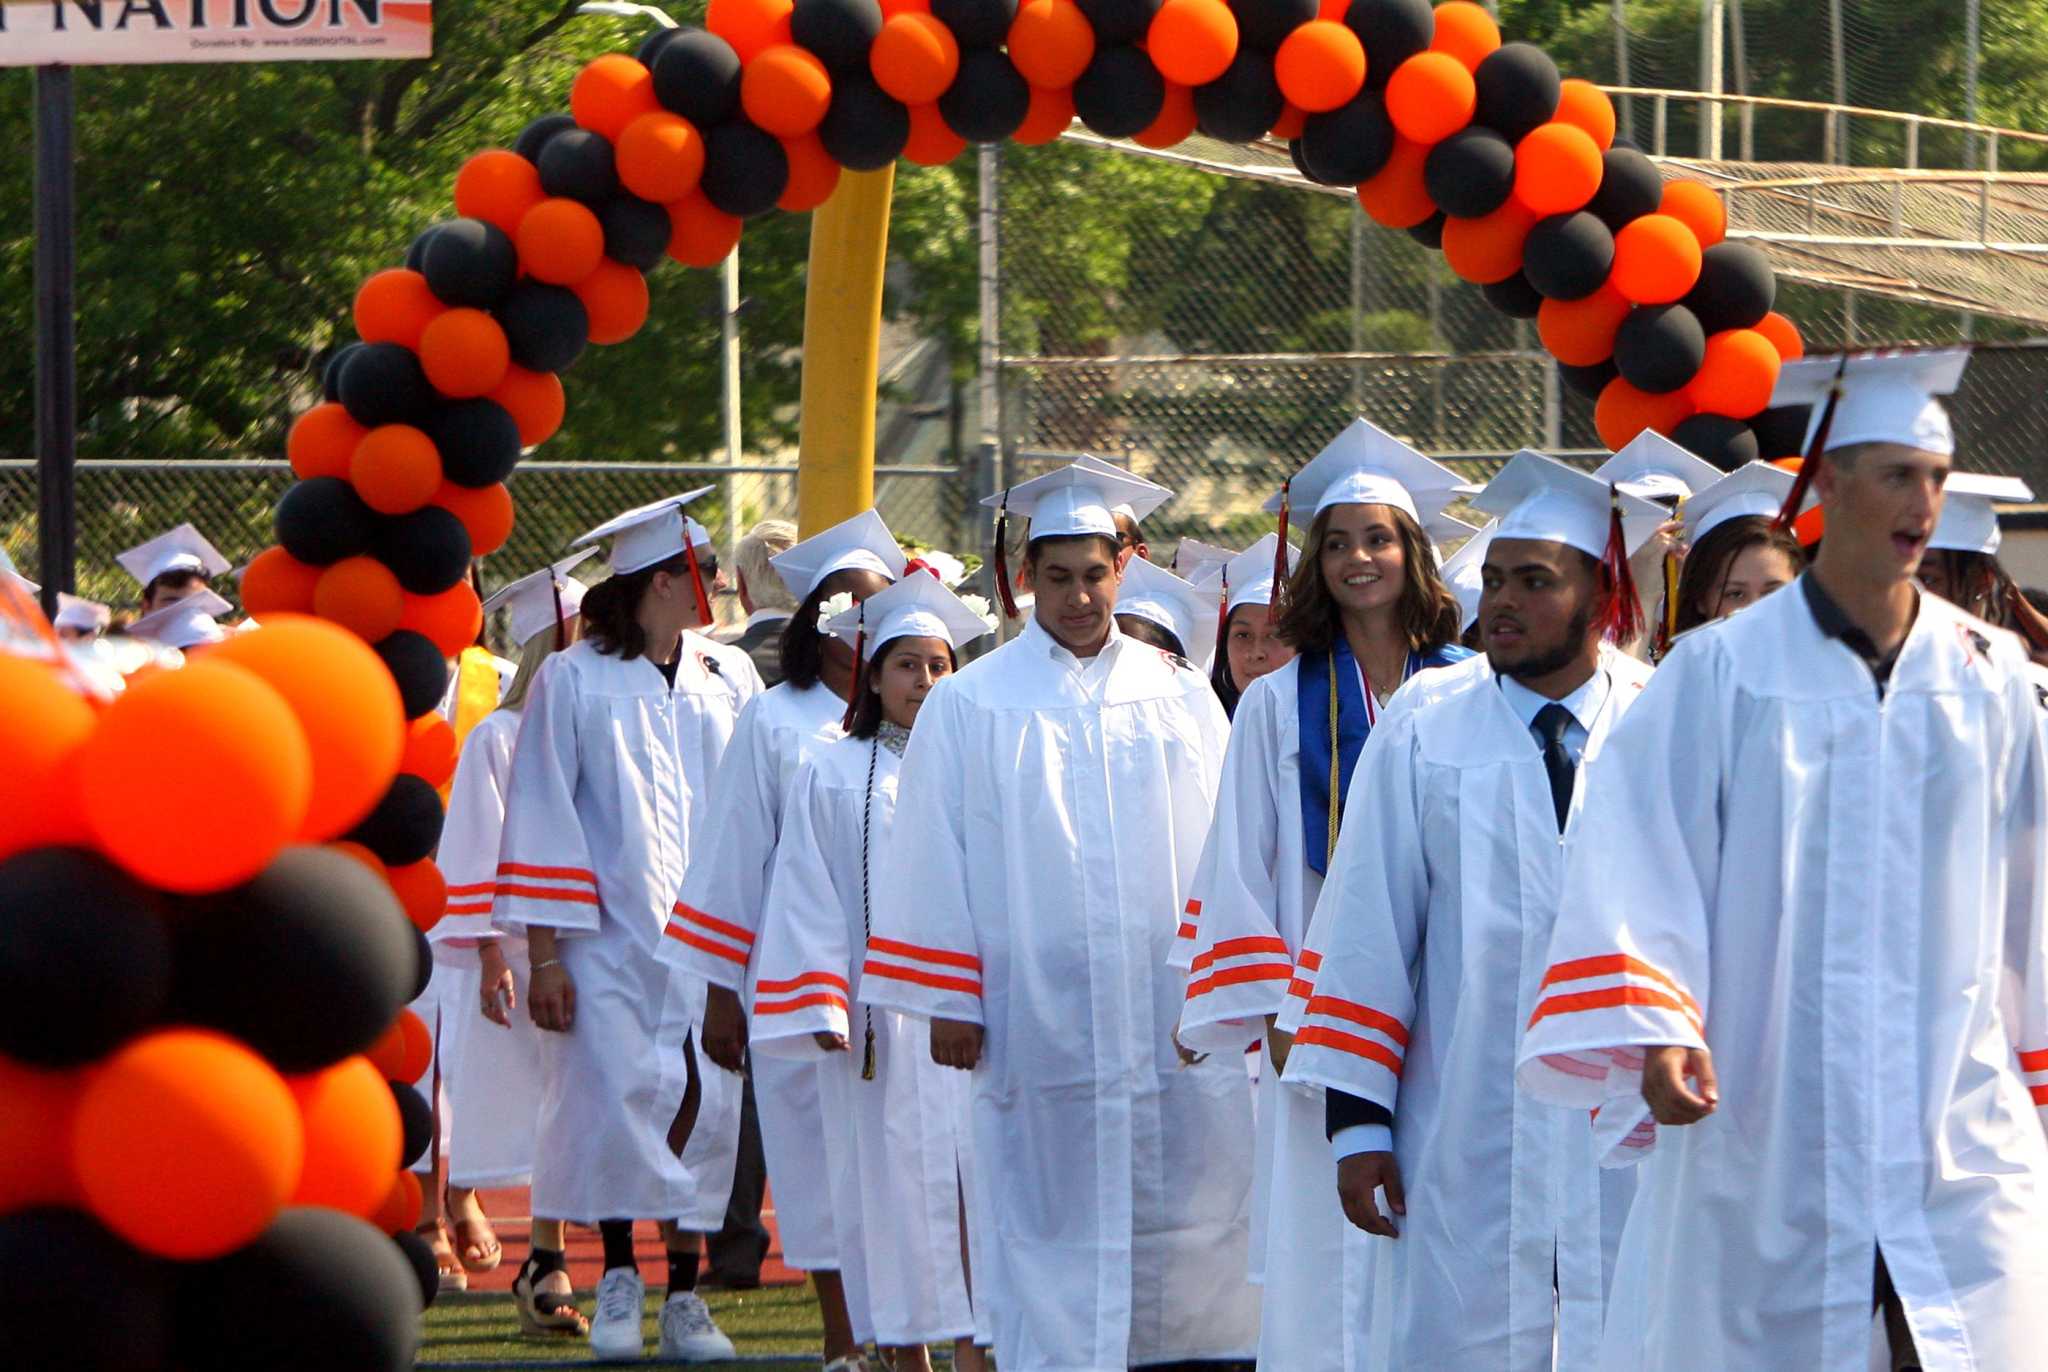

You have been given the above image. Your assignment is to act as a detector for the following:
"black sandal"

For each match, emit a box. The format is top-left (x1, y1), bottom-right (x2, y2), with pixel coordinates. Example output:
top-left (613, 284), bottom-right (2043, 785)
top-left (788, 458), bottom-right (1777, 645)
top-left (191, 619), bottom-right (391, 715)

top-left (512, 1252), bottom-right (590, 1337)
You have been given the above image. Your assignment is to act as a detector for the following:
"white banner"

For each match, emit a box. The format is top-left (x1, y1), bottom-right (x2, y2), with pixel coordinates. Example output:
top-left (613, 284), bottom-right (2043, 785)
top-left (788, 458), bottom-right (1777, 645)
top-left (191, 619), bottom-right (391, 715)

top-left (0, 0), bottom-right (432, 66)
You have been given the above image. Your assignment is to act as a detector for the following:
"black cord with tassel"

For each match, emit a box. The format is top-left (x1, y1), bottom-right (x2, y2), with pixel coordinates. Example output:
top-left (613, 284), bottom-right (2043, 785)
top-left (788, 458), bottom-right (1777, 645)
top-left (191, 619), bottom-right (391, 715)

top-left (1598, 487), bottom-right (1647, 648)
top-left (1270, 477), bottom-right (1292, 621)
top-left (1775, 352), bottom-right (1852, 533)
top-left (992, 489), bottom-right (1020, 620)
top-left (859, 735), bottom-right (879, 1081)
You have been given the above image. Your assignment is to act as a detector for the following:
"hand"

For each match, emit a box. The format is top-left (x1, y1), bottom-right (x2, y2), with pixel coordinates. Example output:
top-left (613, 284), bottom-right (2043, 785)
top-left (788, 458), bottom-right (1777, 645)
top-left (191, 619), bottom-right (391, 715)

top-left (478, 943), bottom-right (516, 1027)
top-left (1337, 1151), bottom-right (1405, 1238)
top-left (1641, 1045), bottom-right (1719, 1125)
top-left (702, 985), bottom-right (749, 1072)
top-left (1171, 1022), bottom-right (1207, 1068)
top-left (814, 1031), bottom-right (850, 1053)
top-left (1265, 1017), bottom-right (1293, 1075)
top-left (930, 1018), bottom-right (983, 1070)
top-left (528, 961), bottom-right (576, 1033)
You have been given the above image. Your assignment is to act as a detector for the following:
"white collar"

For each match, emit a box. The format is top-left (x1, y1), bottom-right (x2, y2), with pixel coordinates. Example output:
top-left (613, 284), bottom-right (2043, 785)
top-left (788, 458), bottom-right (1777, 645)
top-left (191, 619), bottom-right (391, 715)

top-left (1497, 663), bottom-right (1610, 737)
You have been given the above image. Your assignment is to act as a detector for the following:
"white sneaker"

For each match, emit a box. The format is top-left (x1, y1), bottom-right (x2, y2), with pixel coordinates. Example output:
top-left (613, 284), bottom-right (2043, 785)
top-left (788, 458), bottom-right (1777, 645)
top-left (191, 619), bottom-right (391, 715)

top-left (588, 1267), bottom-right (646, 1361)
top-left (658, 1289), bottom-right (737, 1362)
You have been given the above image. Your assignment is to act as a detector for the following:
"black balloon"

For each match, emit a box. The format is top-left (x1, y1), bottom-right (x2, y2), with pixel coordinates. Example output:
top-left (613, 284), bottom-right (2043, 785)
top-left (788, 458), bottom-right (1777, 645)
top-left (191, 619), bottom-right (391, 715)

top-left (425, 399), bottom-right (522, 489)
top-left (0, 1211), bottom-right (173, 1372)
top-left (391, 1081), bottom-right (433, 1169)
top-left (374, 630), bottom-right (457, 722)
top-left (374, 508), bottom-right (472, 598)
top-left (601, 194), bottom-right (673, 272)
top-left (1473, 41), bottom-right (1560, 143)
top-left (1193, 49), bottom-right (1282, 143)
top-left (1424, 127), bottom-right (1514, 218)
top-left (418, 219), bottom-right (519, 312)
top-left (1671, 412), bottom-right (1760, 471)
top-left (1614, 303), bottom-right (1707, 394)
top-left (497, 281), bottom-right (591, 374)
top-left (337, 341), bottom-right (436, 428)
top-left (1522, 211), bottom-right (1615, 301)
top-left (181, 1209), bottom-right (422, 1372)
top-left (794, 0), bottom-right (883, 71)
top-left (941, 48), bottom-right (1031, 143)
top-left (349, 772), bottom-right (448, 872)
top-left (1684, 241), bottom-right (1776, 334)
top-left (1077, 0), bottom-right (1160, 46)
top-left (653, 28), bottom-right (745, 128)
top-left (0, 849), bottom-right (168, 1067)
top-left (1238, 0), bottom-right (1316, 52)
top-left (321, 342), bottom-right (362, 403)
top-left (1300, 89), bottom-right (1394, 184)
top-left (820, 73), bottom-right (912, 170)
top-left (1405, 210), bottom-right (1447, 249)
top-left (933, 0), bottom-right (1018, 47)
top-left (635, 26), bottom-right (681, 68)
top-left (402, 223), bottom-right (445, 273)
top-left (168, 846), bottom-right (417, 1072)
top-left (275, 477), bottom-right (378, 567)
top-left (409, 923), bottom-right (433, 1001)
top-left (513, 113), bottom-right (577, 165)
top-left (700, 119), bottom-right (790, 219)
top-left (1749, 403), bottom-right (1812, 460)
top-left (1075, 45), bottom-right (1166, 139)
top-left (1557, 357), bottom-right (1619, 399)
top-left (1587, 145), bottom-right (1662, 232)
top-left (1286, 137), bottom-right (1320, 183)
top-left (1483, 270), bottom-right (1543, 319)
top-left (538, 128), bottom-right (620, 206)
top-left (1343, 0), bottom-right (1432, 89)
top-left (391, 1230), bottom-right (440, 1311)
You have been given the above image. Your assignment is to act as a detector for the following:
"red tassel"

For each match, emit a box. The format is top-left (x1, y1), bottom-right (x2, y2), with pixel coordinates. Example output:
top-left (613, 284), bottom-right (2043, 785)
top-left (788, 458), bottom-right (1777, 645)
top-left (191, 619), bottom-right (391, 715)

top-left (1775, 353), bottom-right (1851, 531)
top-left (549, 573), bottom-right (567, 652)
top-left (1215, 568), bottom-right (1231, 656)
top-left (992, 493), bottom-right (1020, 620)
top-left (683, 536), bottom-right (712, 627)
top-left (1599, 491), bottom-right (1646, 647)
top-left (1270, 477), bottom-right (1292, 622)
top-left (841, 606), bottom-right (866, 732)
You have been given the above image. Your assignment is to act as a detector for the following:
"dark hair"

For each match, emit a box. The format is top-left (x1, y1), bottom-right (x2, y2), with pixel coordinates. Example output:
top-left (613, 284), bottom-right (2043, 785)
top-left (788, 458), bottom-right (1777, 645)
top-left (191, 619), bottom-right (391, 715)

top-left (1113, 512), bottom-right (1145, 552)
top-left (1115, 613), bottom-right (1185, 657)
top-left (1672, 516), bottom-right (1808, 635)
top-left (1209, 628), bottom-right (1244, 718)
top-left (143, 568), bottom-right (205, 607)
top-left (581, 549), bottom-right (694, 661)
top-left (777, 566), bottom-right (884, 690)
top-left (1024, 532), bottom-right (1121, 567)
top-left (1274, 503), bottom-right (1461, 655)
top-left (1920, 548), bottom-right (2009, 624)
top-left (846, 634), bottom-right (960, 739)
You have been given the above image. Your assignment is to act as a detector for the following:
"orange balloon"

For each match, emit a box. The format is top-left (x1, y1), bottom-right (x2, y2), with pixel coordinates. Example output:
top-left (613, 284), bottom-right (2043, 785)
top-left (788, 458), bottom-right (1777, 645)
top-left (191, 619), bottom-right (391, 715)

top-left (1147, 0), bottom-right (1238, 87)
top-left (570, 53), bottom-right (659, 141)
top-left (1014, 84), bottom-right (1076, 145)
top-left (289, 1056), bottom-right (402, 1218)
top-left (81, 660), bottom-right (312, 891)
top-left (371, 1167), bottom-right (423, 1236)
top-left (419, 308), bottom-right (512, 399)
top-left (398, 582), bottom-right (484, 660)
top-left (1357, 135), bottom-right (1437, 228)
top-left (490, 365), bottom-right (566, 448)
top-left (1008, 0), bottom-right (1094, 90)
top-left (388, 858), bottom-right (450, 933)
top-left (72, 1029), bottom-right (304, 1259)
top-left (1442, 200), bottom-right (1536, 284)
top-left (516, 198), bottom-right (607, 287)
top-left (1385, 51), bottom-right (1475, 145)
top-left (574, 260), bottom-right (653, 346)
top-left (208, 614), bottom-right (407, 840)
top-left (351, 423), bottom-right (444, 515)
top-left (1269, 102), bottom-right (1309, 140)
top-left (667, 190), bottom-right (745, 268)
top-left (328, 840), bottom-right (388, 882)
top-left (903, 101), bottom-right (967, 166)
top-left (1513, 120), bottom-right (1603, 216)
top-left (287, 402), bottom-right (367, 481)
top-left (433, 481), bottom-right (515, 559)
top-left (240, 546), bottom-right (323, 619)
top-left (1753, 310), bottom-right (1804, 361)
top-left (871, 12), bottom-right (959, 105)
top-left (1772, 458), bottom-right (1827, 544)
top-left (1595, 375), bottom-right (1696, 450)
top-left (1660, 179), bottom-right (1726, 248)
top-left (616, 111), bottom-right (706, 204)
top-left (1537, 284), bottom-right (1631, 366)
top-left (313, 556), bottom-right (406, 642)
top-left (1275, 20), bottom-right (1366, 114)
top-left (778, 133), bottom-right (844, 211)
top-left (1611, 212), bottom-right (1703, 304)
top-left (1134, 81), bottom-right (1198, 149)
top-left (880, 0), bottom-right (929, 13)
top-left (742, 44), bottom-right (834, 138)
top-left (0, 1057), bottom-right (80, 1210)
top-left (1430, 0), bottom-right (1500, 70)
top-left (400, 715), bottom-right (459, 787)
top-left (1555, 77), bottom-right (1615, 151)
top-left (1689, 328), bottom-right (1780, 418)
top-left (708, 0), bottom-right (795, 63)
top-left (454, 149), bottom-right (546, 238)
top-left (353, 269), bottom-right (445, 351)
top-left (367, 1009), bottom-right (434, 1085)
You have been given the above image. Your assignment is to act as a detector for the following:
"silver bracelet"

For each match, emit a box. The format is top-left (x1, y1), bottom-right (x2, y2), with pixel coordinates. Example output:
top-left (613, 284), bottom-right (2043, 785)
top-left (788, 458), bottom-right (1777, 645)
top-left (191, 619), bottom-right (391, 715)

top-left (531, 958), bottom-right (561, 970)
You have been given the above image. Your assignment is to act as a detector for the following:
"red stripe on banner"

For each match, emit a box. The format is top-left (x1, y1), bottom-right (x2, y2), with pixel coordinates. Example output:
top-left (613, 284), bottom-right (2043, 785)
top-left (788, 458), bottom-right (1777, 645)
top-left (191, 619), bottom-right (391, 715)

top-left (1294, 1026), bottom-right (1404, 1077)
top-left (2018, 1049), bottom-right (2048, 1073)
top-left (494, 883), bottom-right (599, 905)
top-left (867, 936), bottom-right (982, 973)
top-left (1187, 963), bottom-right (1293, 999)
top-left (497, 862), bottom-right (597, 884)
top-left (862, 958), bottom-right (981, 997)
top-left (755, 992), bottom-right (849, 1017)
top-left (757, 970), bottom-right (850, 995)
top-left (1189, 935), bottom-right (1291, 973)
top-left (674, 902), bottom-right (756, 948)
top-left (663, 924), bottom-right (749, 965)
top-left (1527, 985), bottom-right (1699, 1032)
top-left (1304, 994), bottom-right (1411, 1048)
top-left (1541, 953), bottom-right (1703, 1024)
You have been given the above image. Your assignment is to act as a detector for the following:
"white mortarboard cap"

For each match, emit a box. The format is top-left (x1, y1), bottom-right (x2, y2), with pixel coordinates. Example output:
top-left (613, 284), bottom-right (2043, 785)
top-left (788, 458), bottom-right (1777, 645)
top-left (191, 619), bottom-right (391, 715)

top-left (982, 460), bottom-right (1174, 541)
top-left (1470, 450), bottom-right (1667, 560)
top-left (116, 523), bottom-right (231, 588)
top-left (904, 547), bottom-right (967, 587)
top-left (825, 568), bottom-right (995, 659)
top-left (1194, 533), bottom-right (1300, 616)
top-left (1680, 462), bottom-right (1802, 544)
top-left (1593, 431), bottom-right (1725, 503)
top-left (770, 509), bottom-right (908, 602)
top-left (572, 487), bottom-right (715, 575)
top-left (1930, 472), bottom-right (2034, 556)
top-left (1075, 454), bottom-right (1173, 528)
top-left (1117, 555), bottom-right (1219, 669)
top-left (1260, 419), bottom-right (1463, 522)
top-left (127, 588), bottom-right (234, 649)
top-left (1423, 507), bottom-right (1478, 562)
top-left (1770, 349), bottom-right (1969, 458)
top-left (482, 548), bottom-right (600, 647)
top-left (1438, 519), bottom-right (1496, 633)
top-left (54, 594), bottom-right (111, 636)
top-left (1172, 537), bottom-right (1235, 584)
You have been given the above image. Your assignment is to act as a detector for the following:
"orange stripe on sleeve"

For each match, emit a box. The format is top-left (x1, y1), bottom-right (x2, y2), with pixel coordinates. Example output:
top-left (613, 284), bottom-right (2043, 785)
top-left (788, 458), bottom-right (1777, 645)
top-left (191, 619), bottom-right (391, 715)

top-left (1184, 898), bottom-right (1203, 916)
top-left (2032, 1084), bottom-right (2048, 1106)
top-left (755, 991), bottom-right (850, 1017)
top-left (494, 882), bottom-right (600, 905)
top-left (1189, 935), bottom-right (1292, 973)
top-left (1177, 923), bottom-right (1197, 940)
top-left (674, 902), bottom-right (756, 949)
top-left (757, 971), bottom-right (850, 995)
top-left (445, 880), bottom-right (497, 897)
top-left (862, 958), bottom-right (982, 997)
top-left (2018, 1048), bottom-right (2048, 1073)
top-left (1527, 984), bottom-right (1700, 1032)
top-left (1187, 963), bottom-right (1293, 999)
top-left (663, 924), bottom-right (750, 965)
top-left (866, 936), bottom-right (982, 973)
top-left (496, 862), bottom-right (597, 884)
top-left (1304, 994), bottom-right (1411, 1048)
top-left (1541, 954), bottom-right (1703, 1025)
top-left (1294, 1025), bottom-right (1404, 1078)
top-left (1298, 950), bottom-right (1323, 971)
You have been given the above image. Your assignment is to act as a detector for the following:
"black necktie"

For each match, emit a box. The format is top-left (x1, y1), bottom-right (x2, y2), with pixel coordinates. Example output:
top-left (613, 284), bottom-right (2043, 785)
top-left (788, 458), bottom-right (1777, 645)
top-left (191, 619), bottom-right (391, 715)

top-left (1532, 702), bottom-right (1576, 833)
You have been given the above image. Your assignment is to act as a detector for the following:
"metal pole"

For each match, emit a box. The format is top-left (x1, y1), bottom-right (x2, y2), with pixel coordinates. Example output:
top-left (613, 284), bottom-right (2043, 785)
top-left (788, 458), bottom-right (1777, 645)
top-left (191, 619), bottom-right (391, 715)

top-left (1613, 0), bottom-right (1634, 146)
top-left (1349, 203), bottom-right (1365, 411)
top-left (34, 65), bottom-right (77, 618)
top-left (976, 143), bottom-right (1015, 643)
top-left (1728, 0), bottom-right (1752, 161)
top-left (1964, 0), bottom-right (1981, 154)
top-left (1827, 0), bottom-right (1846, 165)
top-left (720, 247), bottom-right (742, 555)
top-left (1700, 0), bottom-right (1724, 161)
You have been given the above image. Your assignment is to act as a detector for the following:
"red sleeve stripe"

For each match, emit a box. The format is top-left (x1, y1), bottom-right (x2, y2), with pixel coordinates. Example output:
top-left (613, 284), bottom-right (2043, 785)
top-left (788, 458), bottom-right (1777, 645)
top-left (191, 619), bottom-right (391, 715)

top-left (446, 880), bottom-right (497, 898)
top-left (757, 971), bottom-right (849, 995)
top-left (1303, 994), bottom-right (1411, 1049)
top-left (673, 902), bottom-right (757, 949)
top-left (2018, 1048), bottom-right (2048, 1073)
top-left (2032, 1085), bottom-right (2048, 1106)
top-left (1187, 963), bottom-right (1292, 999)
top-left (495, 883), bottom-right (599, 905)
top-left (1184, 898), bottom-right (1203, 916)
top-left (1286, 977), bottom-right (1316, 1002)
top-left (1297, 949), bottom-right (1323, 971)
top-left (866, 936), bottom-right (982, 973)
top-left (1528, 984), bottom-right (1702, 1034)
top-left (1177, 923), bottom-right (1197, 940)
top-left (756, 991), bottom-right (849, 1017)
top-left (445, 900), bottom-right (495, 916)
top-left (497, 862), bottom-right (597, 885)
top-left (1190, 935), bottom-right (1291, 973)
top-left (1541, 954), bottom-right (1702, 1026)
top-left (861, 958), bottom-right (982, 998)
top-left (664, 924), bottom-right (750, 966)
top-left (1294, 1025), bottom-right (1404, 1078)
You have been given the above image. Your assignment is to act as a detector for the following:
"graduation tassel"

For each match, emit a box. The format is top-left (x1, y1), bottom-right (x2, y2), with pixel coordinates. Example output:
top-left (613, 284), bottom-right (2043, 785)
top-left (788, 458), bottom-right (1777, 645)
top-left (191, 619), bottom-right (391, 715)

top-left (682, 536), bottom-right (714, 628)
top-left (841, 602), bottom-right (866, 733)
top-left (1214, 569), bottom-right (1230, 660)
top-left (992, 489), bottom-right (1020, 620)
top-left (549, 573), bottom-right (568, 653)
top-left (1775, 352), bottom-right (1852, 532)
top-left (1271, 477), bottom-right (1293, 620)
top-left (1654, 496), bottom-right (1684, 661)
top-left (1598, 487), bottom-right (1647, 647)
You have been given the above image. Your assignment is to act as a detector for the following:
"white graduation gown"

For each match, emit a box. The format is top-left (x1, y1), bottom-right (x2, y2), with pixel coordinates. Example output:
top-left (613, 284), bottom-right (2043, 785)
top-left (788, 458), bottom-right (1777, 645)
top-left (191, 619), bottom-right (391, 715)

top-left (1517, 583), bottom-right (2048, 1372)
top-left (492, 634), bottom-right (759, 1225)
top-left (864, 619), bottom-right (1261, 1372)
top-left (658, 679), bottom-right (850, 1273)
top-left (751, 733), bottom-right (981, 1347)
top-left (1281, 647), bottom-right (1647, 1372)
